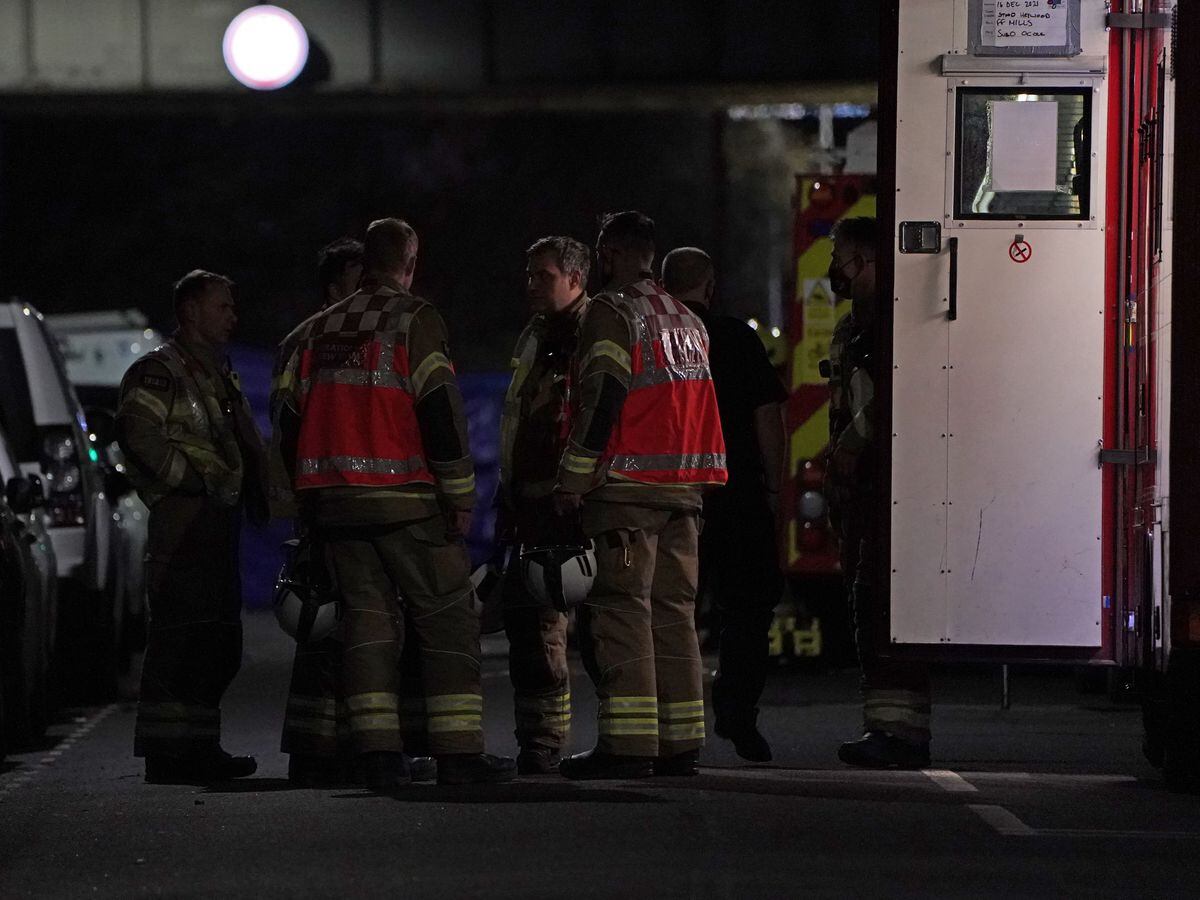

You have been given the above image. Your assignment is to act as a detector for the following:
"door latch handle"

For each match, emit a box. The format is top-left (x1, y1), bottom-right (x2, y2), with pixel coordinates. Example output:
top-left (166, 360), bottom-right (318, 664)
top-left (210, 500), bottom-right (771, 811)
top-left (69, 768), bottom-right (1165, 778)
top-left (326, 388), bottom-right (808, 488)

top-left (947, 236), bottom-right (959, 322)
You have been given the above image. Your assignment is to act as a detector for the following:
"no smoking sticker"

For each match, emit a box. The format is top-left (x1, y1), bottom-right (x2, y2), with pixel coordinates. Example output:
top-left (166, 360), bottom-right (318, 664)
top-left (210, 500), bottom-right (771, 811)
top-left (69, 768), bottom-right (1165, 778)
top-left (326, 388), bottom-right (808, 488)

top-left (1008, 238), bottom-right (1032, 263)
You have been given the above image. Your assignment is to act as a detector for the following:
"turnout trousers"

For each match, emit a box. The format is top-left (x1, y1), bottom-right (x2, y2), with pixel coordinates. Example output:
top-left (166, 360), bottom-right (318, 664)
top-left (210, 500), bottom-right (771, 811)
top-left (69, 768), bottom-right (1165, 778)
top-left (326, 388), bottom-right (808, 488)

top-left (318, 515), bottom-right (483, 756)
top-left (849, 511), bottom-right (932, 744)
top-left (134, 496), bottom-right (242, 758)
top-left (699, 486), bottom-right (784, 731)
top-left (502, 566), bottom-right (570, 752)
top-left (578, 503), bottom-right (706, 758)
top-left (280, 621), bottom-right (427, 759)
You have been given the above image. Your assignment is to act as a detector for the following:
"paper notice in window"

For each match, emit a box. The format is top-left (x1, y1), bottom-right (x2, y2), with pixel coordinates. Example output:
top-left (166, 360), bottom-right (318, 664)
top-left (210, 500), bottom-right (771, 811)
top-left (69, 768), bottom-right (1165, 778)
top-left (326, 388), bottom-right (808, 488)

top-left (990, 100), bottom-right (1059, 192)
top-left (981, 0), bottom-right (1069, 48)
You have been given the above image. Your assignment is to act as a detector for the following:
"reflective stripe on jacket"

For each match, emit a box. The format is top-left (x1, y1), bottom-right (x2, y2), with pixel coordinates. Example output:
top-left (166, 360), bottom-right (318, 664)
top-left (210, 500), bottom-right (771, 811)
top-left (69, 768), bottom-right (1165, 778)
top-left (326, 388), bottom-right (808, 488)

top-left (599, 280), bottom-right (728, 486)
top-left (293, 286), bottom-right (436, 491)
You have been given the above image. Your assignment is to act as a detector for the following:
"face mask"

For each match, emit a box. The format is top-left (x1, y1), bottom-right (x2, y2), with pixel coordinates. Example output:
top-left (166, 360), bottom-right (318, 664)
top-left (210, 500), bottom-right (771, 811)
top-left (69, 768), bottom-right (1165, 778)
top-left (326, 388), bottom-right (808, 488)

top-left (828, 254), bottom-right (862, 298)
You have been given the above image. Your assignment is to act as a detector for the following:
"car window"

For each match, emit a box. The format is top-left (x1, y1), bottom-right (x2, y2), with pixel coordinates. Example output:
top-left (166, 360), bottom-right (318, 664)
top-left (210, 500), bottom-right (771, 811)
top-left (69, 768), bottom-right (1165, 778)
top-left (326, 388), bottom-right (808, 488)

top-left (0, 329), bottom-right (38, 462)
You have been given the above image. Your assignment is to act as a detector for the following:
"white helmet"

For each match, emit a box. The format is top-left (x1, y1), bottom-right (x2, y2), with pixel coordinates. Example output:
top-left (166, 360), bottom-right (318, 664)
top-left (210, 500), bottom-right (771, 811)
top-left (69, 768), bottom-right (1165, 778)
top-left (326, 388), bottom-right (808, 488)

top-left (273, 538), bottom-right (341, 644)
top-left (520, 543), bottom-right (596, 612)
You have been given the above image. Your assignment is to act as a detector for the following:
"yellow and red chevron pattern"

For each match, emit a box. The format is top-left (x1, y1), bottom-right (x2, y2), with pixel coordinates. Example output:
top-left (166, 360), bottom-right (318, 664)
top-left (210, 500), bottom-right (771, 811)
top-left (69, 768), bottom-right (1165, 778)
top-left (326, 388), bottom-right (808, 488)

top-left (780, 174), bottom-right (876, 575)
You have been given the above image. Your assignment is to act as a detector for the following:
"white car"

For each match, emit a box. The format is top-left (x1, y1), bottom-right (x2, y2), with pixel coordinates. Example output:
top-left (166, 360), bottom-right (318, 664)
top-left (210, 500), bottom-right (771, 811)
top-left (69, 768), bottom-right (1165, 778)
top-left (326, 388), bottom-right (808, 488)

top-left (0, 300), bottom-right (121, 698)
top-left (49, 310), bottom-right (161, 674)
top-left (0, 421), bottom-right (58, 750)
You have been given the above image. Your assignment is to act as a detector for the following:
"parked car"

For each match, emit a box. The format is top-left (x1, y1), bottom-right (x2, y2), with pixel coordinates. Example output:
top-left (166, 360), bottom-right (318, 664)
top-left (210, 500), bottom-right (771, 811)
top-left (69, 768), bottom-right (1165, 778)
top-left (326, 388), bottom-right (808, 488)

top-left (0, 299), bottom-right (124, 699)
top-left (49, 310), bottom-right (161, 672)
top-left (0, 421), bottom-right (57, 752)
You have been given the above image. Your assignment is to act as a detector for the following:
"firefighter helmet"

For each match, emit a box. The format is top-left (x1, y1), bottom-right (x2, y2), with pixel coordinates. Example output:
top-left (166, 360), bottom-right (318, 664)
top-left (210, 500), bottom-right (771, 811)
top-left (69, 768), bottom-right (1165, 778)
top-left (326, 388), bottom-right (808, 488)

top-left (520, 543), bottom-right (596, 612)
top-left (273, 538), bottom-right (340, 644)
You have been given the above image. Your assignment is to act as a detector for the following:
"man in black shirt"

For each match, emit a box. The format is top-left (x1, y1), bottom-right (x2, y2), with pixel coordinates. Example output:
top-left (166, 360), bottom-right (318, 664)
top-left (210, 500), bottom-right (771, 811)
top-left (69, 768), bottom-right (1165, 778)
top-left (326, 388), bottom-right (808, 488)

top-left (663, 247), bottom-right (787, 761)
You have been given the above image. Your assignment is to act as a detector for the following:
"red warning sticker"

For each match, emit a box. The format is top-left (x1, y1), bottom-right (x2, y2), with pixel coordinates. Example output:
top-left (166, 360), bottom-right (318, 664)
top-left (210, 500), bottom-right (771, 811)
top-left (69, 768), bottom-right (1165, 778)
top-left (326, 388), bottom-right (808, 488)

top-left (1008, 239), bottom-right (1032, 263)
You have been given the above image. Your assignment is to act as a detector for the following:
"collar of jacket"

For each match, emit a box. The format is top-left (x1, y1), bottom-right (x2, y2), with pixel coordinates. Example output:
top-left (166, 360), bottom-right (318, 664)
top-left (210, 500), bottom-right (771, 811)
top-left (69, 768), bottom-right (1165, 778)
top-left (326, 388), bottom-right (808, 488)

top-left (358, 274), bottom-right (409, 295)
top-left (172, 330), bottom-right (227, 379)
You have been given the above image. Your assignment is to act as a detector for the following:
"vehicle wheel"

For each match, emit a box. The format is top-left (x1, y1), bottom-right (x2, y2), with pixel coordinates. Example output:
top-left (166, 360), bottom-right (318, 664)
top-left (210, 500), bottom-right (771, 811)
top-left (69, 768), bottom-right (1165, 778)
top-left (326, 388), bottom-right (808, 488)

top-left (53, 580), bottom-right (118, 704)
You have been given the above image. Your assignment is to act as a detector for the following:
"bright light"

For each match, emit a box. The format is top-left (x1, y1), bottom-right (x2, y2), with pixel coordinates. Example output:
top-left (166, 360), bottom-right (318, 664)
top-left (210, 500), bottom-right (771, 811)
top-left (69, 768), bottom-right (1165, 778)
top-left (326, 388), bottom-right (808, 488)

top-left (747, 318), bottom-right (760, 331)
top-left (770, 326), bottom-right (782, 338)
top-left (223, 5), bottom-right (309, 91)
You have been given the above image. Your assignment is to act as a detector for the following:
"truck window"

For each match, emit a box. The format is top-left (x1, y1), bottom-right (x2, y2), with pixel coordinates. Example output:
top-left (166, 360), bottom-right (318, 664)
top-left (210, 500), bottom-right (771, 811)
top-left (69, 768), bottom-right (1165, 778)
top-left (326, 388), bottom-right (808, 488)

top-left (954, 87), bottom-right (1091, 221)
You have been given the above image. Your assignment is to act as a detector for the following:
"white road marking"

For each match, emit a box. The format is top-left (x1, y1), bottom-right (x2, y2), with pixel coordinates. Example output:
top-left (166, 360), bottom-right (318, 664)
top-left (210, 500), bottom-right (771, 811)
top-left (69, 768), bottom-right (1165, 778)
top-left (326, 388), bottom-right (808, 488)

top-left (923, 769), bottom-right (978, 792)
top-left (0, 703), bottom-right (119, 800)
top-left (968, 804), bottom-right (1036, 836)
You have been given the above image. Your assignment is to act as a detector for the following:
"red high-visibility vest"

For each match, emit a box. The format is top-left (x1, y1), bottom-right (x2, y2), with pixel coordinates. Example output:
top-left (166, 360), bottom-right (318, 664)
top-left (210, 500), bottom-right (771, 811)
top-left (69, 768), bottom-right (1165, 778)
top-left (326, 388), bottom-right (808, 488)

top-left (602, 279), bottom-right (728, 486)
top-left (293, 286), bottom-right (435, 491)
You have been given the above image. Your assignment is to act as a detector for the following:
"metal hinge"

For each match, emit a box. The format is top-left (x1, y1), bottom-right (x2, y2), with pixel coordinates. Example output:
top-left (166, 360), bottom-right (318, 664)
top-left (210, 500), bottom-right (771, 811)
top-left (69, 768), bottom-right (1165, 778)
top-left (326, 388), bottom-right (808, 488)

top-left (1098, 447), bottom-right (1157, 466)
top-left (1107, 12), bottom-right (1172, 30)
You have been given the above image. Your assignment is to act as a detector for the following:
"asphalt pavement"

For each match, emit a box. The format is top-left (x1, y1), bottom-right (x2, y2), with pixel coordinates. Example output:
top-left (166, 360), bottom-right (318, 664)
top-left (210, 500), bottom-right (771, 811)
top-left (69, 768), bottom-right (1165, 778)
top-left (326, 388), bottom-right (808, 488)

top-left (2, 611), bottom-right (1198, 899)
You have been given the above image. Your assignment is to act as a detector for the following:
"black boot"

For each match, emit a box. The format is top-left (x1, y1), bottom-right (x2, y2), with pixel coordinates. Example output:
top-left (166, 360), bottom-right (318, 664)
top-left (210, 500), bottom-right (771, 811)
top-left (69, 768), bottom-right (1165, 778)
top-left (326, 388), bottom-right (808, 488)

top-left (517, 747), bottom-right (561, 775)
top-left (407, 755), bottom-right (437, 783)
top-left (837, 731), bottom-right (930, 769)
top-left (358, 751), bottom-right (412, 794)
top-left (145, 749), bottom-right (257, 785)
top-left (436, 753), bottom-right (517, 785)
top-left (652, 748), bottom-right (700, 777)
top-left (559, 748), bottom-right (654, 781)
top-left (714, 709), bottom-right (773, 763)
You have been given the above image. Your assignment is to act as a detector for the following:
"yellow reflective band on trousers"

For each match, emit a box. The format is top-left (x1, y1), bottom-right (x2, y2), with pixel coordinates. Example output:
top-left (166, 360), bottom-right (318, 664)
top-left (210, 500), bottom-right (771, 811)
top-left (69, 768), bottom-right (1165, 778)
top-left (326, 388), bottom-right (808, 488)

top-left (598, 696), bottom-right (660, 737)
top-left (425, 693), bottom-right (484, 735)
top-left (345, 692), bottom-right (401, 735)
top-left (284, 695), bottom-right (339, 738)
top-left (515, 691), bottom-right (572, 727)
top-left (864, 690), bottom-right (932, 730)
top-left (658, 699), bottom-right (706, 742)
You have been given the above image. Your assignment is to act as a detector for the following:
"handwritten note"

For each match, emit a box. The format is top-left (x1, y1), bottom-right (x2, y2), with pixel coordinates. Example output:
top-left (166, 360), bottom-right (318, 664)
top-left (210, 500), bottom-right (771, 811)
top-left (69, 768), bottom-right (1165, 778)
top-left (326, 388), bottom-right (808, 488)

top-left (981, 0), bottom-right (1068, 48)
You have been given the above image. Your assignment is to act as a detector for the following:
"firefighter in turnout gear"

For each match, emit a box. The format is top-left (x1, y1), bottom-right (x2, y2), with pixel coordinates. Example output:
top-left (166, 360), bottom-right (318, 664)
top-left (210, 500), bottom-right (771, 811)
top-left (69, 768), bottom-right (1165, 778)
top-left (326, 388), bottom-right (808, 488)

top-left (117, 270), bottom-right (266, 785)
top-left (825, 217), bottom-right (932, 769)
top-left (496, 236), bottom-right (591, 774)
top-left (274, 218), bottom-right (516, 792)
top-left (272, 238), bottom-right (435, 787)
top-left (555, 211), bottom-right (727, 780)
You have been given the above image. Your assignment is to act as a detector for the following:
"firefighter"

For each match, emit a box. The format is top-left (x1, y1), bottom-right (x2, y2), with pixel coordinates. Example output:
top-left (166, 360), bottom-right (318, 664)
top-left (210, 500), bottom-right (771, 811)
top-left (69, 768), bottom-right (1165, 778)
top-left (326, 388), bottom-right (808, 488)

top-left (117, 270), bottom-right (267, 784)
top-left (274, 217), bottom-right (515, 792)
top-left (273, 237), bottom-right (434, 786)
top-left (825, 216), bottom-right (932, 768)
top-left (554, 211), bottom-right (727, 780)
top-left (495, 236), bottom-right (591, 774)
top-left (662, 247), bottom-right (787, 762)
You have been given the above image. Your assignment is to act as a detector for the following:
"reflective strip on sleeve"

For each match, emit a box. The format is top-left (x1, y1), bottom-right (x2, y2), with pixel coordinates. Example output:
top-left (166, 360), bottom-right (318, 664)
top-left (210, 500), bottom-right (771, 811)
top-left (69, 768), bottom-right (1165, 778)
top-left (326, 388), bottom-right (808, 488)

top-left (438, 473), bottom-right (476, 496)
top-left (561, 451), bottom-right (599, 475)
top-left (581, 339), bottom-right (632, 374)
top-left (127, 387), bottom-right (169, 420)
top-left (410, 351), bottom-right (454, 396)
